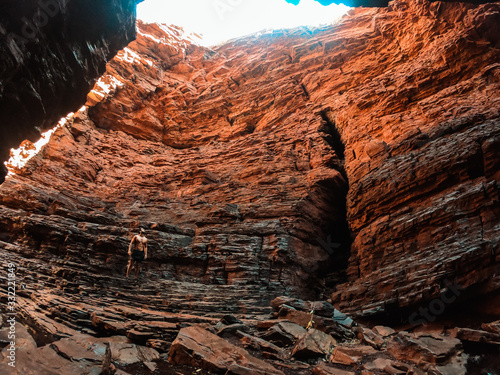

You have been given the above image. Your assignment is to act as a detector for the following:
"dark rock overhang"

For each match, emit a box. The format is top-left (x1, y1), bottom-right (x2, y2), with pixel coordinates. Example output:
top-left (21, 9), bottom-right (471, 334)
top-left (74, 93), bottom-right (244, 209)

top-left (0, 0), bottom-right (143, 183)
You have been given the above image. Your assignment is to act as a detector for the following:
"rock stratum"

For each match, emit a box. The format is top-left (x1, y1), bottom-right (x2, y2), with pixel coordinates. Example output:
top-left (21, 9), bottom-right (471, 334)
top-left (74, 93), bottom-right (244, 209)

top-left (0, 0), bottom-right (499, 373)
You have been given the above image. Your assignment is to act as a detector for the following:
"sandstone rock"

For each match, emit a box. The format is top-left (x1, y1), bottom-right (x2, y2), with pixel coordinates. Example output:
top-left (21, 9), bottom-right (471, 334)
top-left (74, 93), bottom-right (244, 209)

top-left (449, 327), bottom-right (500, 345)
top-left (169, 326), bottom-right (284, 374)
top-left (0, 325), bottom-right (106, 375)
top-left (51, 334), bottom-right (104, 362)
top-left (272, 360), bottom-right (311, 372)
top-left (330, 344), bottom-right (377, 365)
top-left (146, 339), bottom-right (170, 353)
top-left (260, 321), bottom-right (307, 346)
top-left (237, 330), bottom-right (285, 359)
top-left (428, 359), bottom-right (468, 375)
top-left (0, 344), bottom-right (100, 375)
top-left (363, 357), bottom-right (410, 374)
top-left (482, 320), bottom-right (500, 335)
top-left (0, 323), bottom-right (35, 347)
top-left (51, 334), bottom-right (160, 366)
top-left (126, 328), bottom-right (156, 342)
top-left (356, 327), bottom-right (385, 349)
top-left (271, 296), bottom-right (335, 318)
top-left (143, 361), bottom-right (157, 372)
top-left (292, 329), bottom-right (337, 358)
top-left (387, 332), bottom-right (462, 365)
top-left (278, 306), bottom-right (354, 340)
top-left (314, 362), bottom-right (356, 375)
top-left (372, 326), bottom-right (396, 337)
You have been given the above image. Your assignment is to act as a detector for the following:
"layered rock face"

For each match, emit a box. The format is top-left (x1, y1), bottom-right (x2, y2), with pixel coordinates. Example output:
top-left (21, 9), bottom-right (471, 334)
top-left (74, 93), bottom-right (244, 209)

top-left (330, 0), bottom-right (500, 317)
top-left (2, 19), bottom-right (352, 297)
top-left (0, 0), bottom-right (143, 183)
top-left (0, 0), bottom-right (499, 343)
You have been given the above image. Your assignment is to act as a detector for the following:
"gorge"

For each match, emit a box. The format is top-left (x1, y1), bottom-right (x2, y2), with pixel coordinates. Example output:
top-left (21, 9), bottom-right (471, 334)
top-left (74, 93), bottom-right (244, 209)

top-left (0, 0), bottom-right (499, 374)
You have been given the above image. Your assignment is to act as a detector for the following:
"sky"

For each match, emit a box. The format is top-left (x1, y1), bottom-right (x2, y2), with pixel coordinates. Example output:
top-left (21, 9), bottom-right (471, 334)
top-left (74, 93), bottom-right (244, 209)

top-left (137, 0), bottom-right (350, 47)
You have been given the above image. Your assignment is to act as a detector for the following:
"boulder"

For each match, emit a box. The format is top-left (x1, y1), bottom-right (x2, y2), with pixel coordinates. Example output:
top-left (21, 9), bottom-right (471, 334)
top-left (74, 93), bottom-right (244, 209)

top-left (51, 334), bottom-right (160, 366)
top-left (356, 327), bottom-right (385, 349)
top-left (363, 357), bottom-right (411, 374)
top-left (260, 321), bottom-right (307, 346)
top-left (292, 329), bottom-right (337, 358)
top-left (372, 326), bottom-right (396, 337)
top-left (429, 361), bottom-right (468, 375)
top-left (387, 332), bottom-right (462, 365)
top-left (146, 339), bottom-right (170, 353)
top-left (168, 326), bottom-right (284, 374)
top-left (0, 323), bottom-right (36, 346)
top-left (449, 327), bottom-right (500, 345)
top-left (0, 343), bottom-right (100, 375)
top-left (237, 331), bottom-right (284, 359)
top-left (330, 344), bottom-right (378, 365)
top-left (279, 305), bottom-right (354, 340)
top-left (314, 362), bottom-right (356, 375)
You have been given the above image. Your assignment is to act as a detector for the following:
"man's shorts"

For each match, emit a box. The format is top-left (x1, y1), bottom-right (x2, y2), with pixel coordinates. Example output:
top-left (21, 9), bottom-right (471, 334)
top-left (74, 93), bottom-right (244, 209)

top-left (132, 250), bottom-right (145, 262)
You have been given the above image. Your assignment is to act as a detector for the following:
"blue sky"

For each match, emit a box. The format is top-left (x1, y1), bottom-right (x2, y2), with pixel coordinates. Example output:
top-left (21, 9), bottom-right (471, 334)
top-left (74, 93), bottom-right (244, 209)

top-left (137, 0), bottom-right (349, 46)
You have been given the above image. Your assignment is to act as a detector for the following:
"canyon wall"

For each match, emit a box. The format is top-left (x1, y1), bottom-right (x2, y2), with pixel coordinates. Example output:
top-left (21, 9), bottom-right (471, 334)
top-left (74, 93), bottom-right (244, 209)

top-left (0, 0), bottom-right (499, 330)
top-left (0, 0), bottom-right (143, 183)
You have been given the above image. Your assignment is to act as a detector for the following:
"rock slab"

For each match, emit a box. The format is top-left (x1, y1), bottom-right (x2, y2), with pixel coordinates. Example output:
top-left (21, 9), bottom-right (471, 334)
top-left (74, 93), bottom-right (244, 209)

top-left (169, 326), bottom-right (285, 374)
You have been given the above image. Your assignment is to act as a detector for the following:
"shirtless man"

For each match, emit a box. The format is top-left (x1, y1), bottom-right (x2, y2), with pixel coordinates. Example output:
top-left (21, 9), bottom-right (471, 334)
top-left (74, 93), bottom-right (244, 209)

top-left (126, 228), bottom-right (148, 278)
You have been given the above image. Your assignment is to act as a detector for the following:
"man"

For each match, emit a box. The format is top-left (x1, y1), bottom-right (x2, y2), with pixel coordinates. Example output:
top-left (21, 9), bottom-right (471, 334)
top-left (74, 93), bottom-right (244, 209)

top-left (126, 228), bottom-right (148, 278)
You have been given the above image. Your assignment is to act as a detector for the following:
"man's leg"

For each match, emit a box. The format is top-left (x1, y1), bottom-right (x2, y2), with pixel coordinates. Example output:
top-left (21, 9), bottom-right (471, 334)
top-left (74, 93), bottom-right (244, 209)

top-left (134, 262), bottom-right (140, 278)
top-left (126, 259), bottom-right (134, 278)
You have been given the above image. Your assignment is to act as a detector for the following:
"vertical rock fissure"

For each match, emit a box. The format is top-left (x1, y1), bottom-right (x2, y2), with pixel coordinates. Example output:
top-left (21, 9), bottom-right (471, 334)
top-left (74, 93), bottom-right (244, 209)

top-left (319, 110), bottom-right (345, 161)
top-left (314, 110), bottom-right (352, 293)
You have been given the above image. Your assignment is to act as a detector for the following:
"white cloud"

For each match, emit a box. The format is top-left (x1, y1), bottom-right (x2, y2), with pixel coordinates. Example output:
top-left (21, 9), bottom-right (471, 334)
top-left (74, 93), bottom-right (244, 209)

top-left (137, 0), bottom-right (349, 46)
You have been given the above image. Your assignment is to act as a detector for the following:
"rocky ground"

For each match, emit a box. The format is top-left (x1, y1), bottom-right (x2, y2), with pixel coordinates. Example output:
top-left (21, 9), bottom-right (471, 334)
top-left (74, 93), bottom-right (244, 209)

top-left (0, 0), bottom-right (499, 373)
top-left (2, 285), bottom-right (500, 374)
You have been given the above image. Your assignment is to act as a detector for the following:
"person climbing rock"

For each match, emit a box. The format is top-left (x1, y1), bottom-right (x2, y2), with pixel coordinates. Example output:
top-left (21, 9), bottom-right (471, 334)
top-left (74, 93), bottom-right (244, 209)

top-left (126, 228), bottom-right (148, 278)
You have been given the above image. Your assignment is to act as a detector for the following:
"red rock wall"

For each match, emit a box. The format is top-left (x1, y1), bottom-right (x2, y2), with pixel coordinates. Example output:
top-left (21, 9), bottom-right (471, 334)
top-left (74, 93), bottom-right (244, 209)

top-left (1, 0), bottom-right (499, 317)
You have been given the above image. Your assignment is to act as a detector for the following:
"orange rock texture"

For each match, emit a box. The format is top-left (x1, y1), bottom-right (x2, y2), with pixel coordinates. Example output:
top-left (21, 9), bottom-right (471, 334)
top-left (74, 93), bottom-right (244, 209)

top-left (1, 0), bottom-right (499, 322)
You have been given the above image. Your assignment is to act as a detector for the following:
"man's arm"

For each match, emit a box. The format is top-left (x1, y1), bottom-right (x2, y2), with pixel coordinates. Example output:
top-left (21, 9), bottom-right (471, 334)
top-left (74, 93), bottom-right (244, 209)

top-left (128, 236), bottom-right (136, 256)
top-left (144, 240), bottom-right (148, 260)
